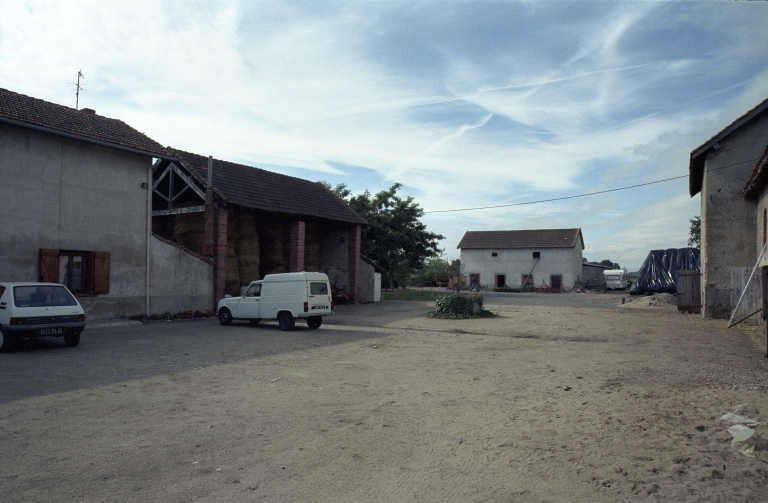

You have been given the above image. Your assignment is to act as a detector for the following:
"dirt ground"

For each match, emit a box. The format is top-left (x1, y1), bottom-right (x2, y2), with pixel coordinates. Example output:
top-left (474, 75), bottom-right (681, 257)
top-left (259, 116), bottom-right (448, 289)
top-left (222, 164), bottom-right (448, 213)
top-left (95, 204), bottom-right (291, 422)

top-left (2, 292), bottom-right (768, 502)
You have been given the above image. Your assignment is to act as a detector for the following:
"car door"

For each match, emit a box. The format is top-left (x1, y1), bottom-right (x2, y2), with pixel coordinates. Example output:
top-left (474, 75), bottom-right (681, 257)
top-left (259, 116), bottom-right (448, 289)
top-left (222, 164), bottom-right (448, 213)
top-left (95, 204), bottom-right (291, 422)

top-left (237, 282), bottom-right (262, 318)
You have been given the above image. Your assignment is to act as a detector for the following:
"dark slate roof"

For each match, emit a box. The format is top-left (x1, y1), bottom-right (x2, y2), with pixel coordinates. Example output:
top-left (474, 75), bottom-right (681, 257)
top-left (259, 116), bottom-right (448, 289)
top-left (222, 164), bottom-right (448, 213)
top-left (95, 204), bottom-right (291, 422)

top-left (689, 97), bottom-right (768, 197)
top-left (0, 87), bottom-right (170, 158)
top-left (457, 229), bottom-right (584, 250)
top-left (743, 144), bottom-right (768, 199)
top-left (170, 148), bottom-right (367, 225)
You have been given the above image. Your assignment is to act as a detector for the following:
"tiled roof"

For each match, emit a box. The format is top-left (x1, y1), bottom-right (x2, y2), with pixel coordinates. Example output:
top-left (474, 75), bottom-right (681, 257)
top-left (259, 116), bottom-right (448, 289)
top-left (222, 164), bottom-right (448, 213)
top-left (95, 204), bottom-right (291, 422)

top-left (0, 87), bottom-right (169, 158)
top-left (689, 97), bottom-right (768, 196)
top-left (457, 229), bottom-right (584, 250)
top-left (743, 144), bottom-right (768, 199)
top-left (170, 149), bottom-right (367, 225)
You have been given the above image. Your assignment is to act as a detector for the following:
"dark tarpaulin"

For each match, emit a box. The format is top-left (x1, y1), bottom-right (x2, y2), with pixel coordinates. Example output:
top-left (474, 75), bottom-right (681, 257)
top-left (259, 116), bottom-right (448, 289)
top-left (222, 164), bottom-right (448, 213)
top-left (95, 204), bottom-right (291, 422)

top-left (629, 248), bottom-right (701, 295)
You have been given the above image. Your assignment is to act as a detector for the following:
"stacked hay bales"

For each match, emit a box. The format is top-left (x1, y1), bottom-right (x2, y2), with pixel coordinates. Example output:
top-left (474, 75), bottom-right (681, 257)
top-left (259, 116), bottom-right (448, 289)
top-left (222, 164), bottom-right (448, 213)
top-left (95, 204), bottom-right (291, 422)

top-left (234, 212), bottom-right (260, 284)
top-left (172, 203), bottom-right (205, 255)
top-left (225, 213), bottom-right (241, 296)
top-left (259, 218), bottom-right (287, 276)
top-left (305, 221), bottom-right (321, 272)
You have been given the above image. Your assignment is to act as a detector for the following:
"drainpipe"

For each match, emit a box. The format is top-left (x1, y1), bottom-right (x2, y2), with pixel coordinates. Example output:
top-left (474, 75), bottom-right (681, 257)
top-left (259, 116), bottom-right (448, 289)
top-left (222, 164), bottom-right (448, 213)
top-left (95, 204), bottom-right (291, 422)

top-left (146, 160), bottom-right (156, 316)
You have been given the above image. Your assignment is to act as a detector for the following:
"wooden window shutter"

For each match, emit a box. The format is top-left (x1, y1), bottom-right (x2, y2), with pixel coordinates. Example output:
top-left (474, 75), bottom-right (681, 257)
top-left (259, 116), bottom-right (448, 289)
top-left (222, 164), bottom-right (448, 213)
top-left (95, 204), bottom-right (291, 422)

top-left (93, 252), bottom-right (110, 294)
top-left (39, 249), bottom-right (59, 283)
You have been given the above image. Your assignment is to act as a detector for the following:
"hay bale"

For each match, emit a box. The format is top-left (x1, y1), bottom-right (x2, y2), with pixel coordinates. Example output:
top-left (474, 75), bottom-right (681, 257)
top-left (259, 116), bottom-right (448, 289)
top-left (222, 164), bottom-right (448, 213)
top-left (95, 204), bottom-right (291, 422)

top-left (173, 203), bottom-right (205, 255)
top-left (259, 219), bottom-right (287, 275)
top-left (225, 213), bottom-right (241, 296)
top-left (234, 212), bottom-right (260, 283)
top-left (305, 221), bottom-right (321, 272)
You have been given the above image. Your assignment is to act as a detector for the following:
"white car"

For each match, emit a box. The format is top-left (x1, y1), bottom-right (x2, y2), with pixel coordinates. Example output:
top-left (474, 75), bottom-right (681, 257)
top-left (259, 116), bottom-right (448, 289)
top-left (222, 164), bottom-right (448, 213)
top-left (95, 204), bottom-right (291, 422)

top-left (217, 272), bottom-right (333, 331)
top-left (0, 282), bottom-right (86, 351)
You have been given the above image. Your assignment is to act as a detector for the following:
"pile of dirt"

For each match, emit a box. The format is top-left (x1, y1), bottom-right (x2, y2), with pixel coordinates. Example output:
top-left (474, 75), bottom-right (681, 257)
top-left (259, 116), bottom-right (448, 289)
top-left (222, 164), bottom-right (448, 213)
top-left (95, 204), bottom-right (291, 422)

top-left (621, 292), bottom-right (677, 309)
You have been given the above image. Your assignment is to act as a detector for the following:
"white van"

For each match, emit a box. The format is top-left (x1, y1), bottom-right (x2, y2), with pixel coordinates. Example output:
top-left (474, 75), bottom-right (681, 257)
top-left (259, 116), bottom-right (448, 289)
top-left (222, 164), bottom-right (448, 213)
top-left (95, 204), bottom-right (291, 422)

top-left (603, 269), bottom-right (628, 290)
top-left (217, 272), bottom-right (333, 331)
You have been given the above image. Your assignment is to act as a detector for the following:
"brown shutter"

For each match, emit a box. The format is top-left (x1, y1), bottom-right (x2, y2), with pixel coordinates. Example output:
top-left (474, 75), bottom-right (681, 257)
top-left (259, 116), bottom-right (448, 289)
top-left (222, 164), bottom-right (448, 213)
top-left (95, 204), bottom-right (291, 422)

top-left (93, 251), bottom-right (110, 294)
top-left (39, 249), bottom-right (59, 283)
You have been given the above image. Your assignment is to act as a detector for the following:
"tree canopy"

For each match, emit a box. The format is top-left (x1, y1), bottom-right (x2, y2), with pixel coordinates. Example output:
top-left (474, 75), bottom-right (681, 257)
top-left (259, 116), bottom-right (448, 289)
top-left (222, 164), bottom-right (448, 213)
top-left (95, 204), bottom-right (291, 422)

top-left (688, 216), bottom-right (701, 249)
top-left (319, 181), bottom-right (445, 287)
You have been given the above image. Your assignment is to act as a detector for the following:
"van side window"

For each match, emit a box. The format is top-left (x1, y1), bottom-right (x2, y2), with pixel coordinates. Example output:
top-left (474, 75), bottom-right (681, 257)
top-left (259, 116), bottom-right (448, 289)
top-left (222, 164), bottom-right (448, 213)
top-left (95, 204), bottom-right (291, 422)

top-left (246, 284), bottom-right (261, 297)
top-left (310, 282), bottom-right (328, 295)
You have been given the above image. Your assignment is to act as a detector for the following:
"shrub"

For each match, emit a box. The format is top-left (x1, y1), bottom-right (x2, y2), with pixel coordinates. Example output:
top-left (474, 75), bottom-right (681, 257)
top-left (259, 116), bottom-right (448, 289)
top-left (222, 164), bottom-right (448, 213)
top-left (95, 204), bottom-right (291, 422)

top-left (428, 293), bottom-right (495, 319)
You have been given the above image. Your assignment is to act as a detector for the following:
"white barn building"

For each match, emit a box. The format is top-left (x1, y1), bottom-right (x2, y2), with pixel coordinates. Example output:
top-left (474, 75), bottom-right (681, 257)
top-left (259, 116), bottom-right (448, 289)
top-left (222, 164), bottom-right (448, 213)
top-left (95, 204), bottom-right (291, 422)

top-left (458, 229), bottom-right (584, 291)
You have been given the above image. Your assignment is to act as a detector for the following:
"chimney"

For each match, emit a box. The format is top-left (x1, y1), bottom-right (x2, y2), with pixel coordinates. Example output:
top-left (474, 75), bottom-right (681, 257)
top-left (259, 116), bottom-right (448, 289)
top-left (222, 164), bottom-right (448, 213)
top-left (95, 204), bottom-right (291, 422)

top-left (80, 108), bottom-right (96, 114)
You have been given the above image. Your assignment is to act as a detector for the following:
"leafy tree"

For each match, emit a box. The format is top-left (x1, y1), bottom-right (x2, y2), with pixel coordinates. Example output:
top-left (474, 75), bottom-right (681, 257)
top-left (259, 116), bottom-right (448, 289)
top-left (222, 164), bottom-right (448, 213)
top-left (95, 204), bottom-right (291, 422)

top-left (688, 215), bottom-right (701, 249)
top-left (419, 254), bottom-right (449, 286)
top-left (599, 259), bottom-right (620, 269)
top-left (319, 181), bottom-right (445, 290)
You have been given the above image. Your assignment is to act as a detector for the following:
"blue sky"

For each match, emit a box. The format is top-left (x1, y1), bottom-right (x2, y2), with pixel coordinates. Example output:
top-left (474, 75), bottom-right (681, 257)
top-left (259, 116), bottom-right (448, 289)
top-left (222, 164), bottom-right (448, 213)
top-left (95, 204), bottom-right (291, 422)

top-left (2, 1), bottom-right (768, 270)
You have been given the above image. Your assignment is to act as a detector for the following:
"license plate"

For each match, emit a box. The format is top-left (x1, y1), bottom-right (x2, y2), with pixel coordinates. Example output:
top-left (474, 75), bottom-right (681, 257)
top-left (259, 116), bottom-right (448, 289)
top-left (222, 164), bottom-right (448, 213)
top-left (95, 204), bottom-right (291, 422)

top-left (312, 305), bottom-right (329, 310)
top-left (40, 327), bottom-right (64, 335)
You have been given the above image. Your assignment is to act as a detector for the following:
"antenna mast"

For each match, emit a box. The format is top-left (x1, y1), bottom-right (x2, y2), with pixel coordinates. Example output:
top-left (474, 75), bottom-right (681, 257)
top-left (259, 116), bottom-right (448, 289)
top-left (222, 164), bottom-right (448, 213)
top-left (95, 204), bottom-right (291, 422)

top-left (75, 70), bottom-right (84, 109)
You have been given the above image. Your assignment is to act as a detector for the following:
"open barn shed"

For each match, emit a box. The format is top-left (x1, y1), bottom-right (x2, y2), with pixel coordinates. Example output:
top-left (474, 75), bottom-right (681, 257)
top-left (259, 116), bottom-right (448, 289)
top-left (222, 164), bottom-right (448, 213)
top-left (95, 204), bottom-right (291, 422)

top-left (151, 149), bottom-right (367, 307)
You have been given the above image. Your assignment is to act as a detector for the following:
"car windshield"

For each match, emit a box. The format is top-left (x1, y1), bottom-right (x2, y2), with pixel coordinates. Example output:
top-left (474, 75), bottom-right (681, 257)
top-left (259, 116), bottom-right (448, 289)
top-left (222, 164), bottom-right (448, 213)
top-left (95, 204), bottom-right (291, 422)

top-left (14, 285), bottom-right (78, 307)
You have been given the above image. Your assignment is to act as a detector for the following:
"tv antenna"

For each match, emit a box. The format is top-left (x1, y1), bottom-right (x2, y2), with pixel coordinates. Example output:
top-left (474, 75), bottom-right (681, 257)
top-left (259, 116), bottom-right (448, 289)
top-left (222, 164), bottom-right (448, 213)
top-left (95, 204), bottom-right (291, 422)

top-left (75, 70), bottom-right (84, 109)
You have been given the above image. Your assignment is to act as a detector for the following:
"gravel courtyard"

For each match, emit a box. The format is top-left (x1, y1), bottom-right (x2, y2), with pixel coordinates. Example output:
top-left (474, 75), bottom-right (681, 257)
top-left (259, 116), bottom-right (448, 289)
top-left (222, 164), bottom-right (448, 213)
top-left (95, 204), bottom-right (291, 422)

top-left (1, 292), bottom-right (767, 502)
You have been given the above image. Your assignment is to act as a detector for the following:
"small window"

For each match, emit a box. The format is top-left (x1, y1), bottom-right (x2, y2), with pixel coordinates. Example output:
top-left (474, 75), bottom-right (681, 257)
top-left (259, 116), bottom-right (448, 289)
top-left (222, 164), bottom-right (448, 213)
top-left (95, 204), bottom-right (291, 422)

top-left (491, 252), bottom-right (498, 257)
top-left (39, 249), bottom-right (110, 295)
top-left (533, 252), bottom-right (540, 259)
top-left (310, 282), bottom-right (328, 295)
top-left (246, 284), bottom-right (261, 297)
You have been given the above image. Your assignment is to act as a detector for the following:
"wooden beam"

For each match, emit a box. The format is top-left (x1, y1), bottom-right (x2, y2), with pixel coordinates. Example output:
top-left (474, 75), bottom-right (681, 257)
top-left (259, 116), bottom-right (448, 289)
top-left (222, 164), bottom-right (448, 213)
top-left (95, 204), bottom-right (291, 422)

top-left (152, 206), bottom-right (206, 216)
top-left (171, 164), bottom-right (207, 200)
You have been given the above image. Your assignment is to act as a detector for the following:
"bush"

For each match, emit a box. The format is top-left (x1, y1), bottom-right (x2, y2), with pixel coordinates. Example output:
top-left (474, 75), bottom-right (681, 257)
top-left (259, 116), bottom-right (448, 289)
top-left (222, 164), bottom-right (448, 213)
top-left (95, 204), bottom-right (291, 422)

top-left (427, 293), bottom-right (495, 319)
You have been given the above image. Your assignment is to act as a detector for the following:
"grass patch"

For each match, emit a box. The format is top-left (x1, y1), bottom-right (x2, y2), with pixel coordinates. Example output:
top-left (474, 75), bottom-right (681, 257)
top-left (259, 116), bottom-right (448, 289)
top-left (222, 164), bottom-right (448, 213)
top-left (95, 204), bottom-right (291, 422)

top-left (383, 289), bottom-right (451, 301)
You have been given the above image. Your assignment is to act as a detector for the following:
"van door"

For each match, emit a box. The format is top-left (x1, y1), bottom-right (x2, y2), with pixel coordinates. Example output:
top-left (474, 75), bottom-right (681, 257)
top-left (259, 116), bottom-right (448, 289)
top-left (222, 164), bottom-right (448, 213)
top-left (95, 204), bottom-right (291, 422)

top-left (238, 283), bottom-right (262, 318)
top-left (308, 281), bottom-right (331, 312)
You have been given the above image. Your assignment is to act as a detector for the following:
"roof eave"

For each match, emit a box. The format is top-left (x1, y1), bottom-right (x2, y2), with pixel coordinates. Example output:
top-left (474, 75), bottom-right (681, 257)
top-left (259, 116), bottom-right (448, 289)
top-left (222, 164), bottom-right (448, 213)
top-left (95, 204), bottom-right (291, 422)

top-left (0, 116), bottom-right (173, 160)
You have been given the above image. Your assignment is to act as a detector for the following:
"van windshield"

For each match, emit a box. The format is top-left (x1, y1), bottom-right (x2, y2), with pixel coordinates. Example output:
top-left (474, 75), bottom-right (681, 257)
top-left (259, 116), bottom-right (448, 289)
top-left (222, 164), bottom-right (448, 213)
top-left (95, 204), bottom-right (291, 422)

top-left (310, 282), bottom-right (328, 295)
top-left (14, 285), bottom-right (78, 307)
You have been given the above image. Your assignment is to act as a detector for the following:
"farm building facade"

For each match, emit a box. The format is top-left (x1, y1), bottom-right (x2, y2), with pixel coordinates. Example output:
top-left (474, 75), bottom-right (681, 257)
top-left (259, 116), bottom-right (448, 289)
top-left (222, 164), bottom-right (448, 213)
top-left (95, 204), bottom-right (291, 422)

top-left (458, 229), bottom-right (584, 291)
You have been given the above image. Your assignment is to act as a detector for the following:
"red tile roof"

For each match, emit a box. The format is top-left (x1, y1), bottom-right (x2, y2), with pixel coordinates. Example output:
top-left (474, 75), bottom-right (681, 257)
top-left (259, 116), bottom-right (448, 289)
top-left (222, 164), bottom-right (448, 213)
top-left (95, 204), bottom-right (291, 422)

top-left (457, 229), bottom-right (584, 250)
top-left (0, 87), bottom-right (169, 158)
top-left (171, 148), bottom-right (367, 225)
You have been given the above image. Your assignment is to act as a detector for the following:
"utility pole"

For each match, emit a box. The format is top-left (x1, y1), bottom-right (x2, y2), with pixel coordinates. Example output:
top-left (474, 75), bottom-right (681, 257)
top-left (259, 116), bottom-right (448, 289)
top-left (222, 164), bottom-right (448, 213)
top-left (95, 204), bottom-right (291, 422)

top-left (75, 70), bottom-right (84, 109)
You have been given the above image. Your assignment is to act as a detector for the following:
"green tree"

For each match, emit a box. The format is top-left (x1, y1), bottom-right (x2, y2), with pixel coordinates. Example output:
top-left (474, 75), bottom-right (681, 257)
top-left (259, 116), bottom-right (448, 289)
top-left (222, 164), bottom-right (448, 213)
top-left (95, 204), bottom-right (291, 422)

top-left (688, 215), bottom-right (701, 249)
top-left (320, 182), bottom-right (445, 290)
top-left (419, 254), bottom-right (449, 287)
top-left (599, 259), bottom-right (620, 269)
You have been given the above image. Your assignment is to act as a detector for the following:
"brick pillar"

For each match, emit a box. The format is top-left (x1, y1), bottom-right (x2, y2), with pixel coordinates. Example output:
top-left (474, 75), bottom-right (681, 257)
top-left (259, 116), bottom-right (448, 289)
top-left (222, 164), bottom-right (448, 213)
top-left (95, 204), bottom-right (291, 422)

top-left (213, 206), bottom-right (228, 310)
top-left (289, 220), bottom-right (306, 272)
top-left (204, 190), bottom-right (214, 256)
top-left (347, 224), bottom-right (361, 304)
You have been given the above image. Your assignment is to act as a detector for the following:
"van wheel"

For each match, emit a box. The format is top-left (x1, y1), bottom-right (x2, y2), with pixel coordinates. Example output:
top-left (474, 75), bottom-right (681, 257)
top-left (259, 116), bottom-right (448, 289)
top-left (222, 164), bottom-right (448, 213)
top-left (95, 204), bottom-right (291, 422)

top-left (63, 331), bottom-right (81, 347)
top-left (307, 316), bottom-right (322, 329)
top-left (0, 331), bottom-right (18, 352)
top-left (218, 308), bottom-right (233, 326)
top-left (278, 312), bottom-right (295, 331)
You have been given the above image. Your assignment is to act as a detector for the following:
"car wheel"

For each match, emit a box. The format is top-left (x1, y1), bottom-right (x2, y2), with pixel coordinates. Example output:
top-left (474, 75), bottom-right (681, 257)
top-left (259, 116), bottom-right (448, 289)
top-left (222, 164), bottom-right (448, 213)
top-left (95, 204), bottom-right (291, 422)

top-left (277, 312), bottom-right (295, 331)
top-left (63, 331), bottom-right (81, 347)
top-left (249, 319), bottom-right (261, 325)
top-left (306, 316), bottom-right (322, 329)
top-left (218, 308), bottom-right (233, 326)
top-left (0, 331), bottom-right (18, 352)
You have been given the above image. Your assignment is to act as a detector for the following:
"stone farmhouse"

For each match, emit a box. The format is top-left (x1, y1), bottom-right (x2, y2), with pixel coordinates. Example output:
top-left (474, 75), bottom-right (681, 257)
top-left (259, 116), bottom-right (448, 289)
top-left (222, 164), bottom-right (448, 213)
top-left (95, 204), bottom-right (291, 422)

top-left (689, 97), bottom-right (768, 319)
top-left (458, 229), bottom-right (584, 291)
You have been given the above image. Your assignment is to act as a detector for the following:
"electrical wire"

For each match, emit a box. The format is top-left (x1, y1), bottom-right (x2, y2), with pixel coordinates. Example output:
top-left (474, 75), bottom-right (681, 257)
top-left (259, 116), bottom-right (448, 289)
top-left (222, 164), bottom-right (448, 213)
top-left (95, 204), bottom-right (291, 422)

top-left (424, 156), bottom-right (762, 214)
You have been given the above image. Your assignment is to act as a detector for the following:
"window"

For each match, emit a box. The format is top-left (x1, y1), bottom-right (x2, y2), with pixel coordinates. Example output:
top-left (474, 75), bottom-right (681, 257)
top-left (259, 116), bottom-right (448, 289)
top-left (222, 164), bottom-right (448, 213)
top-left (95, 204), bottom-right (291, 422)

top-left (14, 285), bottom-right (78, 307)
top-left (39, 249), bottom-right (110, 295)
top-left (532, 252), bottom-right (540, 259)
top-left (310, 282), bottom-right (328, 295)
top-left (491, 252), bottom-right (498, 257)
top-left (246, 284), bottom-right (261, 297)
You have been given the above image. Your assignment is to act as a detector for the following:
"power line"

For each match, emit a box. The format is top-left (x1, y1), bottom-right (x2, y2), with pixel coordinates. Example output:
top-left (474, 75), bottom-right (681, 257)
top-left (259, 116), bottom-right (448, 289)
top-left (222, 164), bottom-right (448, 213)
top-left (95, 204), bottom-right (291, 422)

top-left (424, 157), bottom-right (762, 214)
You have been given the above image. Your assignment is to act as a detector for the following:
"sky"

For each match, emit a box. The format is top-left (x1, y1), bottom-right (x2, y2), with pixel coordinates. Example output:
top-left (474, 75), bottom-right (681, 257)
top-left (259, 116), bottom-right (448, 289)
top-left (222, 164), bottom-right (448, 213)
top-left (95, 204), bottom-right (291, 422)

top-left (2, 1), bottom-right (768, 270)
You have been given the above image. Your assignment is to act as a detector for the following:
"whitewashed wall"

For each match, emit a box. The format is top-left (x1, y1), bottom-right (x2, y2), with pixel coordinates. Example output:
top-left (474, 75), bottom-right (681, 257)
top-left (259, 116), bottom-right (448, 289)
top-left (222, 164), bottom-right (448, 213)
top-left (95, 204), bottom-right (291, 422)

top-left (461, 239), bottom-right (583, 291)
